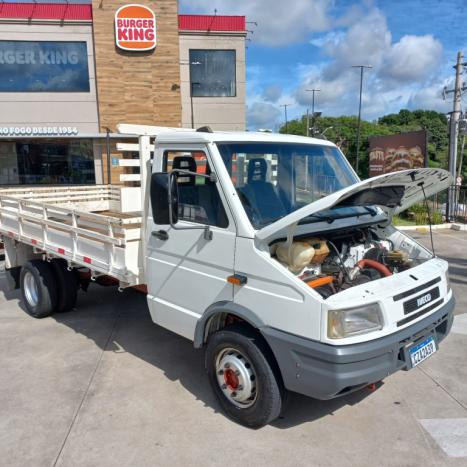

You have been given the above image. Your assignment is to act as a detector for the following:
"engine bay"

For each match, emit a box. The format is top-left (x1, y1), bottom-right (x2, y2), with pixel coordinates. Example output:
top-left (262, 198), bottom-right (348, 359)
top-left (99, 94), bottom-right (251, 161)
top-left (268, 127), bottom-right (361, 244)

top-left (270, 226), bottom-right (432, 299)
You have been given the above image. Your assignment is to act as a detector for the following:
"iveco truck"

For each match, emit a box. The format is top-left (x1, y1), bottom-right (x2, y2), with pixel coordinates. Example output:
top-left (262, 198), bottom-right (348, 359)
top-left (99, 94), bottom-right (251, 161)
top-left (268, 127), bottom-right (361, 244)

top-left (0, 125), bottom-right (454, 427)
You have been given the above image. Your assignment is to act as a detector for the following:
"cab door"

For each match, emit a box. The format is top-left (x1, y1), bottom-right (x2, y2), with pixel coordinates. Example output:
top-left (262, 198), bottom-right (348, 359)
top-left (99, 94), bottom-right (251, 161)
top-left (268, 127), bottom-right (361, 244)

top-left (145, 145), bottom-right (236, 340)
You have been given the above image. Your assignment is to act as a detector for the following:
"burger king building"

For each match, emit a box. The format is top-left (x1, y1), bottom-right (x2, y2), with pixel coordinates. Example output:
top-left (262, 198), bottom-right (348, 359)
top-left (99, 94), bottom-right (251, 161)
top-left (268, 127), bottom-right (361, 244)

top-left (0, 1), bottom-right (246, 185)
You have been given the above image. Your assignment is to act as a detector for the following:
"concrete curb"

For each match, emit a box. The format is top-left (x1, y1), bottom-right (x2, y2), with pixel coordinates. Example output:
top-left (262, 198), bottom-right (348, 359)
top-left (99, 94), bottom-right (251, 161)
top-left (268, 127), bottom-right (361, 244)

top-left (398, 223), bottom-right (467, 232)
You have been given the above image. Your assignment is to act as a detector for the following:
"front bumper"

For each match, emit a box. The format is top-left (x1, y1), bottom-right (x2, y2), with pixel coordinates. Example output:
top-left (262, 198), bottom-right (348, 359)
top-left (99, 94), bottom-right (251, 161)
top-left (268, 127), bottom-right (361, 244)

top-left (261, 295), bottom-right (455, 400)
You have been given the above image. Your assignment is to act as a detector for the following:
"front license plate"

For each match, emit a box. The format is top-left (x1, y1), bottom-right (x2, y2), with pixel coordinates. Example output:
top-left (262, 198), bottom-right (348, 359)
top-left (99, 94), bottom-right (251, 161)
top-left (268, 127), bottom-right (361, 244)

top-left (409, 336), bottom-right (437, 367)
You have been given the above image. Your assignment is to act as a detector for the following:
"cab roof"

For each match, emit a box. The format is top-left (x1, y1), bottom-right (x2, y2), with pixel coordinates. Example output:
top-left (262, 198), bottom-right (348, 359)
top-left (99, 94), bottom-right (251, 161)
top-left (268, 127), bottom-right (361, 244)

top-left (115, 123), bottom-right (336, 147)
top-left (156, 130), bottom-right (337, 146)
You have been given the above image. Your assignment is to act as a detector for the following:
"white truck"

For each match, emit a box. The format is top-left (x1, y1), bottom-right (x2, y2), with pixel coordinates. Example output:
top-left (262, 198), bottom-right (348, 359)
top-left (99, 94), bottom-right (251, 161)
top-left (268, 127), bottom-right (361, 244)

top-left (0, 125), bottom-right (455, 428)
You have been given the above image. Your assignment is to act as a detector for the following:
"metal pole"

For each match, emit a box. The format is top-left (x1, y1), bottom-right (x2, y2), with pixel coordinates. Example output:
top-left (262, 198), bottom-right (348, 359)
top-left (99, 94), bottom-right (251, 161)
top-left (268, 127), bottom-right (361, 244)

top-left (190, 82), bottom-right (195, 129)
top-left (352, 65), bottom-right (372, 175)
top-left (355, 67), bottom-right (364, 174)
top-left (105, 127), bottom-right (111, 185)
top-left (306, 109), bottom-right (309, 137)
top-left (281, 104), bottom-right (289, 133)
top-left (447, 51), bottom-right (464, 221)
top-left (306, 89), bottom-right (320, 137)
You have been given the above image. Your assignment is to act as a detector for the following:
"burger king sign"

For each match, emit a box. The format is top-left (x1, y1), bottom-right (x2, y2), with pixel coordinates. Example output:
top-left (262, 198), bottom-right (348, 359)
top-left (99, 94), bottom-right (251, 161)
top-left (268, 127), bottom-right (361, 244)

top-left (115, 4), bottom-right (157, 51)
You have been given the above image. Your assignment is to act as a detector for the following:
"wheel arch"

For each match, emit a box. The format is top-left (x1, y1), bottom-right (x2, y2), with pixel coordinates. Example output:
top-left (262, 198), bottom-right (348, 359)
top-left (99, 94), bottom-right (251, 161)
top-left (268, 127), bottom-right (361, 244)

top-left (193, 301), bottom-right (265, 349)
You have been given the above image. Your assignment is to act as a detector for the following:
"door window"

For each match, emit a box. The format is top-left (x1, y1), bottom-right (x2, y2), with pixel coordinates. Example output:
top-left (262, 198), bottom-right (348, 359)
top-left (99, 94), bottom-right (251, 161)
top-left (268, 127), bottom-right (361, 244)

top-left (164, 151), bottom-right (229, 228)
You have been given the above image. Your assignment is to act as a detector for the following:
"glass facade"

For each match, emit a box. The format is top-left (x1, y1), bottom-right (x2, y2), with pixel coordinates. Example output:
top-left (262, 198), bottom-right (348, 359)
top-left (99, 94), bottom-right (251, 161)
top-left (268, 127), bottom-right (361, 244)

top-left (189, 49), bottom-right (236, 97)
top-left (0, 41), bottom-right (90, 92)
top-left (0, 140), bottom-right (95, 185)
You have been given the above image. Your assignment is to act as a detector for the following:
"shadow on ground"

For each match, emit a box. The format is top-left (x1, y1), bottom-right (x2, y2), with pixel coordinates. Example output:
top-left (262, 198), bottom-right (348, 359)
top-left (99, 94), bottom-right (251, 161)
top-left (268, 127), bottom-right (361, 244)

top-left (18, 283), bottom-right (375, 429)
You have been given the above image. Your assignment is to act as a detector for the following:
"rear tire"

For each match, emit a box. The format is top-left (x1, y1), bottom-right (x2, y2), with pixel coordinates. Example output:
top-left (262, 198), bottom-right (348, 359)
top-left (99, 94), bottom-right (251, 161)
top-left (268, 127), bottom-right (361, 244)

top-left (20, 260), bottom-right (58, 318)
top-left (206, 324), bottom-right (283, 428)
top-left (51, 259), bottom-right (78, 313)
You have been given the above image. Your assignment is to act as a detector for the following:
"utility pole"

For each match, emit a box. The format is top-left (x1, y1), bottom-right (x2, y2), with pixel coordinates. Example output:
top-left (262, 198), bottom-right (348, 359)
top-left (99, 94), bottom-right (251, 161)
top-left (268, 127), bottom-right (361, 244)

top-left (352, 65), bottom-right (372, 175)
top-left (281, 104), bottom-right (290, 133)
top-left (306, 109), bottom-right (309, 137)
top-left (446, 51), bottom-right (465, 221)
top-left (306, 89), bottom-right (320, 136)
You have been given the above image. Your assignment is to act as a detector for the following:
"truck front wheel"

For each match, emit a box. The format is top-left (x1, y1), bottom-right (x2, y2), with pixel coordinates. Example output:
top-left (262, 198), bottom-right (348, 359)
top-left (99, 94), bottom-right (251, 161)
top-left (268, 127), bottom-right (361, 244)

top-left (206, 324), bottom-right (283, 428)
top-left (20, 260), bottom-right (58, 318)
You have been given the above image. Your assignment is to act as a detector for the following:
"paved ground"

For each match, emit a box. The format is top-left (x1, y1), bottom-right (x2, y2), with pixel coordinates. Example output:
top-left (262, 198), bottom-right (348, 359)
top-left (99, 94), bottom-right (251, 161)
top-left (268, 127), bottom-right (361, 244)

top-left (0, 229), bottom-right (466, 467)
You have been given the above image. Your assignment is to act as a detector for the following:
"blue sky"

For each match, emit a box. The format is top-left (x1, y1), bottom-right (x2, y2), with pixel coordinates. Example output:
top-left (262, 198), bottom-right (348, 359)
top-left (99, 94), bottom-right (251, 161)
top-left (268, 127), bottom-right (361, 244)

top-left (180, 0), bottom-right (467, 130)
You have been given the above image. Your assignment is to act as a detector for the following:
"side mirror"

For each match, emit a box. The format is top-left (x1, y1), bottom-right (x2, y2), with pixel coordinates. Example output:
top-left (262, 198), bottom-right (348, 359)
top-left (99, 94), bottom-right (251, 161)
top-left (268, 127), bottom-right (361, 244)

top-left (150, 172), bottom-right (179, 225)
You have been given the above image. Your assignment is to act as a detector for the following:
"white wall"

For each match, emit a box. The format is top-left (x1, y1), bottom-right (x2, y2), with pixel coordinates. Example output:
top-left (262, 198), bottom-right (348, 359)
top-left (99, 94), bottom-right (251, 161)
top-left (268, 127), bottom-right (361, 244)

top-left (179, 32), bottom-right (246, 131)
top-left (0, 22), bottom-right (99, 133)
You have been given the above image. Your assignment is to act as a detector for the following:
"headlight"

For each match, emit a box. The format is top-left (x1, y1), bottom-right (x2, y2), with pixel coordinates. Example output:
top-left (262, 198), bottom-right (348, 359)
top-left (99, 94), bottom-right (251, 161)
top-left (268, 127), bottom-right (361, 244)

top-left (328, 303), bottom-right (383, 339)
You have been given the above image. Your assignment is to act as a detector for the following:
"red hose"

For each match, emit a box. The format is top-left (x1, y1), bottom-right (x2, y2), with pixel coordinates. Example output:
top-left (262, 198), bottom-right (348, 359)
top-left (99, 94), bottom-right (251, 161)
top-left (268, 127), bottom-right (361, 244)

top-left (357, 259), bottom-right (392, 277)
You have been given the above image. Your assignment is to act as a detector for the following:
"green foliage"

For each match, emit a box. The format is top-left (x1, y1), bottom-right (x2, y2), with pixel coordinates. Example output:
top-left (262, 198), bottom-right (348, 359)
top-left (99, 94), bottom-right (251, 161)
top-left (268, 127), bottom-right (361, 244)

top-left (279, 109), bottom-right (456, 180)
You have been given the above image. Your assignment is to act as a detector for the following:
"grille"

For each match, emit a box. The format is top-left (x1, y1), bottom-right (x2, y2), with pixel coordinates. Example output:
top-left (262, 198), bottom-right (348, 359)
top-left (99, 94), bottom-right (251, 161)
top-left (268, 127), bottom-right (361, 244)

top-left (397, 299), bottom-right (444, 327)
top-left (393, 277), bottom-right (441, 302)
top-left (403, 287), bottom-right (440, 315)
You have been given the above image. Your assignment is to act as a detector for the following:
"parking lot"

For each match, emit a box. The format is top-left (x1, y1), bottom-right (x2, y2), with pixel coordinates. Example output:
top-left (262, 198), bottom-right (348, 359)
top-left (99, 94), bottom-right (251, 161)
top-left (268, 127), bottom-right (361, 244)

top-left (1, 229), bottom-right (466, 467)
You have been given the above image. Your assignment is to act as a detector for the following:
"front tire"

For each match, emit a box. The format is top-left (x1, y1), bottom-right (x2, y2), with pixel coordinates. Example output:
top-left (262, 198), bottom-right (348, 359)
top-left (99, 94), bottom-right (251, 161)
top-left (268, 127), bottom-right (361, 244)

top-left (20, 260), bottom-right (58, 318)
top-left (206, 324), bottom-right (283, 428)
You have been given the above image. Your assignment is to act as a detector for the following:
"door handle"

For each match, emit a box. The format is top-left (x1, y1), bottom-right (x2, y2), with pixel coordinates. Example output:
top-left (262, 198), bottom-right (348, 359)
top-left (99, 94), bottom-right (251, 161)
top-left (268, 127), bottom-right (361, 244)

top-left (152, 230), bottom-right (169, 241)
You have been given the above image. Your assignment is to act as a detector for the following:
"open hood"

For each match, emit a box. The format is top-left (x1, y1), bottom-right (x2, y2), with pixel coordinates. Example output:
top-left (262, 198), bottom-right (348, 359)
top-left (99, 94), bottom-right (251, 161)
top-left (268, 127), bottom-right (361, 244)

top-left (256, 168), bottom-right (452, 242)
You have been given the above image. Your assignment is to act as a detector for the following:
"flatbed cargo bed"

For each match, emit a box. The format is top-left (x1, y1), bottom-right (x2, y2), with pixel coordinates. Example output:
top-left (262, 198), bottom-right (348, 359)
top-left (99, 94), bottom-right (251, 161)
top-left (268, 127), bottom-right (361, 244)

top-left (0, 185), bottom-right (144, 286)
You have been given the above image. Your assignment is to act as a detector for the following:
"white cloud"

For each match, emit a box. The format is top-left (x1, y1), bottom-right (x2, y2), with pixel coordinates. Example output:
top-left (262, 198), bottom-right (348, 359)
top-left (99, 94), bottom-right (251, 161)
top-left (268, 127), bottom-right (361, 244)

top-left (407, 82), bottom-right (451, 113)
top-left (262, 84), bottom-right (283, 103)
top-left (382, 35), bottom-right (443, 83)
top-left (321, 9), bottom-right (391, 79)
top-left (295, 8), bottom-right (446, 118)
top-left (180, 0), bottom-right (335, 46)
top-left (247, 102), bottom-right (281, 130)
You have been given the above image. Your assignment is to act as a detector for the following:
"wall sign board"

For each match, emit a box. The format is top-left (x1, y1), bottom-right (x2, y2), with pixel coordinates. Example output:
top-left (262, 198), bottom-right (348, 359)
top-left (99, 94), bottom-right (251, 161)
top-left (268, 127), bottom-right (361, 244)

top-left (368, 130), bottom-right (428, 177)
top-left (115, 4), bottom-right (157, 52)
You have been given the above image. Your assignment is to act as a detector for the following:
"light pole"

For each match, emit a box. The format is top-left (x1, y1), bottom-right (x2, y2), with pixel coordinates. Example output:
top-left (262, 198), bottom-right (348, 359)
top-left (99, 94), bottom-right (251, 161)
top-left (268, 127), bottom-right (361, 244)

top-left (190, 81), bottom-right (200, 129)
top-left (280, 104), bottom-right (291, 133)
top-left (306, 88), bottom-right (320, 136)
top-left (352, 65), bottom-right (372, 174)
top-left (180, 60), bottom-right (201, 129)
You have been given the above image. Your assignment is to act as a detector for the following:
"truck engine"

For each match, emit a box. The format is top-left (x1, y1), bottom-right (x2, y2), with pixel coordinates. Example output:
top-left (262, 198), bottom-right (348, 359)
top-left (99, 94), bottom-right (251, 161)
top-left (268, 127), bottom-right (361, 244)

top-left (271, 227), bottom-right (430, 298)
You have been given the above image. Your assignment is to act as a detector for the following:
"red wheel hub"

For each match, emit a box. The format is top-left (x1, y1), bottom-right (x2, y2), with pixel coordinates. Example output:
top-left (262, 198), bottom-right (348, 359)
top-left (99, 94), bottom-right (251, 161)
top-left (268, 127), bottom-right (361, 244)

top-left (224, 368), bottom-right (239, 390)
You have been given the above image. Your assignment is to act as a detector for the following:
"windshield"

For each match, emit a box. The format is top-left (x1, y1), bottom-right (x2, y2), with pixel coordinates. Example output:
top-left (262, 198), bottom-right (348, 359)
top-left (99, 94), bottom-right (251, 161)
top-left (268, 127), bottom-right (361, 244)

top-left (217, 142), bottom-right (359, 228)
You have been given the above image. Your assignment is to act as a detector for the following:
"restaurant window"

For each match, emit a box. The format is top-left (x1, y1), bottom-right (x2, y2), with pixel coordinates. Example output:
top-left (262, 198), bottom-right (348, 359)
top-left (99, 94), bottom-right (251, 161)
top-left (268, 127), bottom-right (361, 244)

top-left (189, 49), bottom-right (236, 97)
top-left (0, 140), bottom-right (95, 185)
top-left (0, 41), bottom-right (90, 92)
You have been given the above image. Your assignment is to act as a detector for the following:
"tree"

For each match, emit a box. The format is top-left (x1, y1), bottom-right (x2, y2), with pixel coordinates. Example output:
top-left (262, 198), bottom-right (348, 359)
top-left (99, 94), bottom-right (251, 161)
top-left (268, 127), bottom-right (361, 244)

top-left (279, 109), bottom-right (454, 179)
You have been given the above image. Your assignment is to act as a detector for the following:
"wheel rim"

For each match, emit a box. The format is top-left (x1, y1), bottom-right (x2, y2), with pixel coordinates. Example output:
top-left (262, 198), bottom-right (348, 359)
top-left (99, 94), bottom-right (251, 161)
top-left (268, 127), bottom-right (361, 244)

top-left (23, 271), bottom-right (39, 307)
top-left (215, 347), bottom-right (257, 408)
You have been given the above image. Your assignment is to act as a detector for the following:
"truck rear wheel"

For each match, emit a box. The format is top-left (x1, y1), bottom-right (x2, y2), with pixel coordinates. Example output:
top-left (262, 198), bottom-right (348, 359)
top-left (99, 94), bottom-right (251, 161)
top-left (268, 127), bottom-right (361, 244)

top-left (206, 324), bottom-right (283, 428)
top-left (20, 260), bottom-right (58, 318)
top-left (51, 259), bottom-right (78, 312)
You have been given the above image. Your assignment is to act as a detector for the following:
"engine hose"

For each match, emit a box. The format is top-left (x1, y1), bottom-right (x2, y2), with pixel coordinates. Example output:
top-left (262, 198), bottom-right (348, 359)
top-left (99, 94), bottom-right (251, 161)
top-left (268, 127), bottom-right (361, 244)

top-left (357, 259), bottom-right (392, 277)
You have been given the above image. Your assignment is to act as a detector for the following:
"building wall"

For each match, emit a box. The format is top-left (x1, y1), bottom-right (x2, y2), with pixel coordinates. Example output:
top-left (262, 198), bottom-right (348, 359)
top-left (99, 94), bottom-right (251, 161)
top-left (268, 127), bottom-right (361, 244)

top-left (0, 23), bottom-right (99, 133)
top-left (92, 0), bottom-right (182, 132)
top-left (179, 32), bottom-right (246, 131)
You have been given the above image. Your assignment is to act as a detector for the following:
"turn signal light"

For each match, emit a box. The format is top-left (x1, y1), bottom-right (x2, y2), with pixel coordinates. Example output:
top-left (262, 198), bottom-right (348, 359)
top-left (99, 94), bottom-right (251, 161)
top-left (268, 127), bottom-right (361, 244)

top-left (227, 274), bottom-right (247, 286)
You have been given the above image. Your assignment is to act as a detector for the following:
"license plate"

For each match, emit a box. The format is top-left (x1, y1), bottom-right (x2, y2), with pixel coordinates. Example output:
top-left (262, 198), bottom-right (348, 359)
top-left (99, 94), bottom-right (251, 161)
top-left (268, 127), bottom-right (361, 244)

top-left (409, 336), bottom-right (437, 367)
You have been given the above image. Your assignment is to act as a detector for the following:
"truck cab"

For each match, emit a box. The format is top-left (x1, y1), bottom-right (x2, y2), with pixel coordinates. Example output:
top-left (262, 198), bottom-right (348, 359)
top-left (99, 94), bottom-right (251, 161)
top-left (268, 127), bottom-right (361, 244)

top-left (146, 128), bottom-right (454, 427)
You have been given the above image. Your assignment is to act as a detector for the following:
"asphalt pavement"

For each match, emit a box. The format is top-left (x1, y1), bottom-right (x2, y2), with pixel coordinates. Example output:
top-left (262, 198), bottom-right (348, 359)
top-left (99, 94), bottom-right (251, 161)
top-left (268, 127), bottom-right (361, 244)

top-left (0, 229), bottom-right (466, 467)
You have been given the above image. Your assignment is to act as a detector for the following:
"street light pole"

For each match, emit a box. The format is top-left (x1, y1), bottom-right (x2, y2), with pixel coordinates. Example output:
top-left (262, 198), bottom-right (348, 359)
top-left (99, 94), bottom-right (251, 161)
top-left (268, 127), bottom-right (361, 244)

top-left (306, 88), bottom-right (320, 136)
top-left (190, 81), bottom-right (200, 129)
top-left (280, 104), bottom-right (290, 133)
top-left (180, 60), bottom-right (201, 129)
top-left (352, 65), bottom-right (372, 175)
